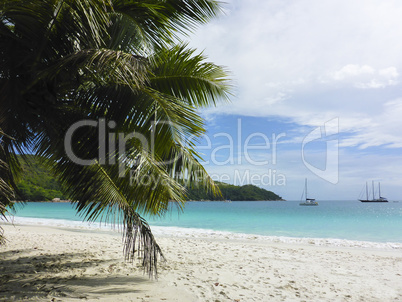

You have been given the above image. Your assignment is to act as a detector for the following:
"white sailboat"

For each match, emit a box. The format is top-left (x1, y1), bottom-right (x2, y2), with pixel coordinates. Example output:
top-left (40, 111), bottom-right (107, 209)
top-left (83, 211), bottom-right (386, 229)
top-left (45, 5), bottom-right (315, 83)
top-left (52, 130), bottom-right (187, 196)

top-left (299, 178), bottom-right (318, 206)
top-left (359, 181), bottom-right (388, 202)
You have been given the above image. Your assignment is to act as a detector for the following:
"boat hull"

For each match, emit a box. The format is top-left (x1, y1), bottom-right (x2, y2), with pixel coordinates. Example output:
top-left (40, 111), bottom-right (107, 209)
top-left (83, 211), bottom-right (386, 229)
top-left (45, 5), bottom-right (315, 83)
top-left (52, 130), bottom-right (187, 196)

top-left (359, 182), bottom-right (388, 202)
top-left (299, 202), bottom-right (318, 206)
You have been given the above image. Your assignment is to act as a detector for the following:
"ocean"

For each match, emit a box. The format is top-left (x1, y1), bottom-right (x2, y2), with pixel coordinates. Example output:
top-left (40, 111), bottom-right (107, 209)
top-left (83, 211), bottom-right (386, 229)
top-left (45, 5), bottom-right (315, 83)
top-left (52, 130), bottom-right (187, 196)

top-left (4, 200), bottom-right (402, 246)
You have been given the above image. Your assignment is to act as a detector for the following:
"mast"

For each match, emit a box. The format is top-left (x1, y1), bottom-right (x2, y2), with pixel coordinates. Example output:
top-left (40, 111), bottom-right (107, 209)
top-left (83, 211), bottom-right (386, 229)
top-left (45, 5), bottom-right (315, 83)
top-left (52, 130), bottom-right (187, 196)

top-left (305, 178), bottom-right (308, 201)
top-left (378, 182), bottom-right (381, 198)
top-left (365, 181), bottom-right (368, 200)
top-left (372, 180), bottom-right (375, 200)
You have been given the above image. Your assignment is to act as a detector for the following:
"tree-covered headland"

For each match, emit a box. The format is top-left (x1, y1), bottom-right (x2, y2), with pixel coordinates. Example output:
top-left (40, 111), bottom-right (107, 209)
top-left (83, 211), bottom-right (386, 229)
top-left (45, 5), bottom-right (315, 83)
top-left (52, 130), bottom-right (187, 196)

top-left (15, 156), bottom-right (283, 202)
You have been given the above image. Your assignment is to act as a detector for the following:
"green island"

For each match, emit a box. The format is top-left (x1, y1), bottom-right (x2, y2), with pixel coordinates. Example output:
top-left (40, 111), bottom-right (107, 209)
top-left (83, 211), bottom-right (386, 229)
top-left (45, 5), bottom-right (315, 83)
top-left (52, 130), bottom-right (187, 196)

top-left (15, 155), bottom-right (67, 201)
top-left (16, 155), bottom-right (282, 202)
top-left (186, 182), bottom-right (283, 201)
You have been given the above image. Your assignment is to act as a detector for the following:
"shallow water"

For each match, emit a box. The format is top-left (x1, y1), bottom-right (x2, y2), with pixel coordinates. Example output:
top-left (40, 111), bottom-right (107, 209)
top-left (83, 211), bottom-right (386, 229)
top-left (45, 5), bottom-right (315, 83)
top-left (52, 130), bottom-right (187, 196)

top-left (6, 200), bottom-right (402, 244)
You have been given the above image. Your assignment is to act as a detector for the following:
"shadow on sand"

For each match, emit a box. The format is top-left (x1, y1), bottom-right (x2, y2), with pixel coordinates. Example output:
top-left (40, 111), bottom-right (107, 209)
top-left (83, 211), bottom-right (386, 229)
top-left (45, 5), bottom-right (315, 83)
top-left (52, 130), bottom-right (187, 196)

top-left (0, 248), bottom-right (149, 301)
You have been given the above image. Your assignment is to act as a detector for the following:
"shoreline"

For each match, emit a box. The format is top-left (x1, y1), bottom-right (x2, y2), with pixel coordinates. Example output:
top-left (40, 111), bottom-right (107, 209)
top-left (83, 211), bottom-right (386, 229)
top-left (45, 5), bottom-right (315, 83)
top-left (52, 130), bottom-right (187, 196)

top-left (3, 216), bottom-right (402, 251)
top-left (1, 224), bottom-right (401, 301)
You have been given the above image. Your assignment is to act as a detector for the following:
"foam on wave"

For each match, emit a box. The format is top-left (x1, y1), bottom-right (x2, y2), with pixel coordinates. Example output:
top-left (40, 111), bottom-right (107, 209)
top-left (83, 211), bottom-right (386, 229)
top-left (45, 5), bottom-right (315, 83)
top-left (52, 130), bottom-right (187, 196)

top-left (3, 216), bottom-right (401, 251)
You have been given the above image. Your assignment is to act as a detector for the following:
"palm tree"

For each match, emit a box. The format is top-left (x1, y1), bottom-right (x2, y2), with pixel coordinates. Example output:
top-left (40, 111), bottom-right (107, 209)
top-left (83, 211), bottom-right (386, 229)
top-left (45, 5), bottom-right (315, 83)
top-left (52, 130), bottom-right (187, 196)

top-left (0, 0), bottom-right (231, 276)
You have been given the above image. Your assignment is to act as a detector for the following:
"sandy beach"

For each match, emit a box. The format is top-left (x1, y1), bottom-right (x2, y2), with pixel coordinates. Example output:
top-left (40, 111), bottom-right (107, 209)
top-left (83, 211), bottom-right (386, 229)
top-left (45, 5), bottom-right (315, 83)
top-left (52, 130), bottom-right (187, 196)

top-left (0, 224), bottom-right (401, 302)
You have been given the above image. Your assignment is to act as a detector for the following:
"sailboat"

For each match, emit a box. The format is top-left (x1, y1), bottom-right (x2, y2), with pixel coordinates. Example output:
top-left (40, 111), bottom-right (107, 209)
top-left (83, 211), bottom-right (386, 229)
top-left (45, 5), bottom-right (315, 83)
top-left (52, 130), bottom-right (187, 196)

top-left (299, 178), bottom-right (318, 206)
top-left (359, 181), bottom-right (388, 202)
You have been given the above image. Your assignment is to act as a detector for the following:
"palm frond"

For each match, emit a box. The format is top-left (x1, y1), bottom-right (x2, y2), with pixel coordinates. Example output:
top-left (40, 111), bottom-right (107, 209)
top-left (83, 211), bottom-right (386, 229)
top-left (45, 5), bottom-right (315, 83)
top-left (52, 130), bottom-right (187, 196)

top-left (0, 130), bottom-right (17, 246)
top-left (150, 44), bottom-right (232, 107)
top-left (40, 48), bottom-right (150, 91)
top-left (112, 0), bottom-right (223, 48)
top-left (122, 206), bottom-right (164, 278)
top-left (55, 160), bottom-right (166, 278)
top-left (0, 0), bottom-right (231, 276)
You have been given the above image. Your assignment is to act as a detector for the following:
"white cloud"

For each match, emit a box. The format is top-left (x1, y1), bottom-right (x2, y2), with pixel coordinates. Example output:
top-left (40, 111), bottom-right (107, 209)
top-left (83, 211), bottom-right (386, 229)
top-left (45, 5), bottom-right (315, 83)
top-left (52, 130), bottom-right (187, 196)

top-left (188, 0), bottom-right (402, 149)
top-left (329, 64), bottom-right (399, 89)
top-left (339, 99), bottom-right (402, 148)
top-left (379, 67), bottom-right (399, 78)
top-left (331, 64), bottom-right (375, 81)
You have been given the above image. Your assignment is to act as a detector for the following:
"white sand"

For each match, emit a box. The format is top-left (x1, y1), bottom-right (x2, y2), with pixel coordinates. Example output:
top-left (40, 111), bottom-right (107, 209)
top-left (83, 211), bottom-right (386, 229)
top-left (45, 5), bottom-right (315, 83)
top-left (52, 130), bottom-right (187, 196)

top-left (0, 224), bottom-right (401, 301)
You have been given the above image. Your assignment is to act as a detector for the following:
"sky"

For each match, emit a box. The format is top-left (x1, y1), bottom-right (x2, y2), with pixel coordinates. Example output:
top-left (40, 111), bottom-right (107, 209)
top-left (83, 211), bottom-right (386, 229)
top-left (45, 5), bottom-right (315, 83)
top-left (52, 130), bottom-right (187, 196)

top-left (185, 0), bottom-right (402, 200)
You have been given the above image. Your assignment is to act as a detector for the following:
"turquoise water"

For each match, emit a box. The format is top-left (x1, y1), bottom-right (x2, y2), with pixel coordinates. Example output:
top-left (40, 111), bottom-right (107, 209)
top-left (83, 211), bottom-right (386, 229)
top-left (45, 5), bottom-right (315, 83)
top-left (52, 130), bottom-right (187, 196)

top-left (6, 200), bottom-right (402, 243)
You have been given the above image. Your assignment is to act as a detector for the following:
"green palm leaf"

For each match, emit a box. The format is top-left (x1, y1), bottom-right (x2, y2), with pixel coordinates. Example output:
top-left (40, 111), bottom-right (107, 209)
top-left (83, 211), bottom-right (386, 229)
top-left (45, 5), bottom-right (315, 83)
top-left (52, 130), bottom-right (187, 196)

top-left (0, 0), bottom-right (231, 277)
